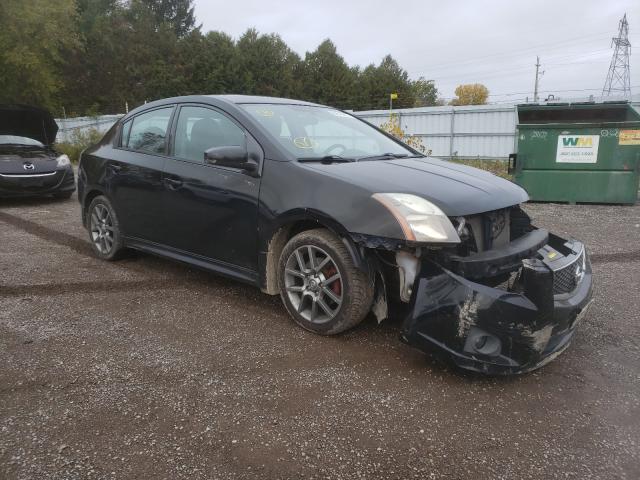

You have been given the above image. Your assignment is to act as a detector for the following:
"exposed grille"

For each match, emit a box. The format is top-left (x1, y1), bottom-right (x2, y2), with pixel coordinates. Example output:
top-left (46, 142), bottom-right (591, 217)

top-left (553, 250), bottom-right (585, 295)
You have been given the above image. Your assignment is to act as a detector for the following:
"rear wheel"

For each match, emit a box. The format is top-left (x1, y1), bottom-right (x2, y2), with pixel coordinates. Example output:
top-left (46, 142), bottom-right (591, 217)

top-left (87, 195), bottom-right (124, 260)
top-left (278, 229), bottom-right (374, 335)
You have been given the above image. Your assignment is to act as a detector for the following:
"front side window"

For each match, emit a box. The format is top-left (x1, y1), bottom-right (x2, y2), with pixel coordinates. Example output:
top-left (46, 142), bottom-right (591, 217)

top-left (174, 106), bottom-right (246, 163)
top-left (240, 104), bottom-right (414, 159)
top-left (126, 107), bottom-right (174, 155)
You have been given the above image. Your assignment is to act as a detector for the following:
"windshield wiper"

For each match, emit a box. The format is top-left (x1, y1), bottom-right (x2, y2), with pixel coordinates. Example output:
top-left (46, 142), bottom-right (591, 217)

top-left (357, 153), bottom-right (424, 161)
top-left (298, 155), bottom-right (356, 164)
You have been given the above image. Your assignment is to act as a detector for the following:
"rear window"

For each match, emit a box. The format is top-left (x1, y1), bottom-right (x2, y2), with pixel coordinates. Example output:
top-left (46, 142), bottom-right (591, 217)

top-left (125, 107), bottom-right (174, 155)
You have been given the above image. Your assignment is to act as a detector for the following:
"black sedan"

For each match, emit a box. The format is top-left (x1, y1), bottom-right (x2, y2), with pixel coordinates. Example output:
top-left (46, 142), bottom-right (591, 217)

top-left (78, 95), bottom-right (593, 374)
top-left (0, 105), bottom-right (75, 199)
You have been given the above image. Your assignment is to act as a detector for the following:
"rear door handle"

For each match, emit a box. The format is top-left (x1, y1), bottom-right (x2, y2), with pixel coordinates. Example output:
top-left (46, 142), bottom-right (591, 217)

top-left (164, 177), bottom-right (183, 189)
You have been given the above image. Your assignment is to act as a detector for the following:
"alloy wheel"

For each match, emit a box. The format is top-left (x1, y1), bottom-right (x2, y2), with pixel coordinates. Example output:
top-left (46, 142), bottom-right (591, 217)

top-left (90, 204), bottom-right (114, 254)
top-left (284, 245), bottom-right (344, 324)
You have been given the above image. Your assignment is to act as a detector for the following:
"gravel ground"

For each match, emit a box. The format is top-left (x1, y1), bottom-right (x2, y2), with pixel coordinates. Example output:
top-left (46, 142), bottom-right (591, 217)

top-left (1, 194), bottom-right (639, 479)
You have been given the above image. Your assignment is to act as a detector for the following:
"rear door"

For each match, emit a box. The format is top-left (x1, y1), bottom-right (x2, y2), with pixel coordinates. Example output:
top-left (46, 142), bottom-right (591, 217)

top-left (161, 104), bottom-right (261, 272)
top-left (108, 106), bottom-right (175, 243)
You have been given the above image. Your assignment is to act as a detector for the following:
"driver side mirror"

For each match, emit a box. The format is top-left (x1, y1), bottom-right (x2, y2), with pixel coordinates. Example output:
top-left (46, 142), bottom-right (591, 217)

top-left (204, 145), bottom-right (257, 174)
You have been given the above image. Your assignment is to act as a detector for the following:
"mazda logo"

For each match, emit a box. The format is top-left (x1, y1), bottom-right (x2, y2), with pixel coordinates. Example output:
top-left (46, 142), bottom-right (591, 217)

top-left (23, 162), bottom-right (35, 171)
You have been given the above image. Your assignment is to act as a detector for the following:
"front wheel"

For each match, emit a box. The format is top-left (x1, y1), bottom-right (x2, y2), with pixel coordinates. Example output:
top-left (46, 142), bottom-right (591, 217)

top-left (87, 195), bottom-right (125, 261)
top-left (278, 229), bottom-right (374, 335)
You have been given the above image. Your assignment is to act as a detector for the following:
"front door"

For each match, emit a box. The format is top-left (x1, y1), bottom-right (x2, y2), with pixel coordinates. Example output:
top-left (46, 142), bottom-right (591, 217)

top-left (161, 105), bottom-right (261, 272)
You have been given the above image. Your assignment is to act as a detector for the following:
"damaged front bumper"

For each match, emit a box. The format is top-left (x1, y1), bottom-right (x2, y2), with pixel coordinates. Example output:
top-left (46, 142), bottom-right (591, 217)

top-left (401, 231), bottom-right (593, 375)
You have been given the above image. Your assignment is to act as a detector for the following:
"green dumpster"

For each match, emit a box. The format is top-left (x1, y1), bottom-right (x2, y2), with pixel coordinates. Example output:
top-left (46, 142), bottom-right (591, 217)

top-left (511, 101), bottom-right (640, 204)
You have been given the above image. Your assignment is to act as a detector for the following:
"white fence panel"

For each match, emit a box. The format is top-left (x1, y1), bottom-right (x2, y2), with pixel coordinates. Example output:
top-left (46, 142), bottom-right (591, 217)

top-left (55, 114), bottom-right (124, 143)
top-left (354, 104), bottom-right (517, 159)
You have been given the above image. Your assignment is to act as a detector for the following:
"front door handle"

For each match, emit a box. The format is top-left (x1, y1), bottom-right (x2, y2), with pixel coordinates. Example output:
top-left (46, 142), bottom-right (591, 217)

top-left (164, 177), bottom-right (183, 189)
top-left (109, 163), bottom-right (123, 173)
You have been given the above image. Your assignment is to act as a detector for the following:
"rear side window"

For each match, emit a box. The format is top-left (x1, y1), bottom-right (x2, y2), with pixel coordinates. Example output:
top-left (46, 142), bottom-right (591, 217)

top-left (126, 107), bottom-right (174, 154)
top-left (173, 106), bottom-right (245, 163)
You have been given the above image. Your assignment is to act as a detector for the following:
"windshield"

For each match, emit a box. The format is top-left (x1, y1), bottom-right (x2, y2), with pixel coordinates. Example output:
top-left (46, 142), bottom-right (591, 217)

top-left (240, 104), bottom-right (415, 159)
top-left (0, 135), bottom-right (44, 147)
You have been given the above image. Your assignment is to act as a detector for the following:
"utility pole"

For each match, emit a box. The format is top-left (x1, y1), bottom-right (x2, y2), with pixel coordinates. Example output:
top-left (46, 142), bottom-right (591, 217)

top-left (602, 13), bottom-right (632, 98)
top-left (533, 56), bottom-right (542, 103)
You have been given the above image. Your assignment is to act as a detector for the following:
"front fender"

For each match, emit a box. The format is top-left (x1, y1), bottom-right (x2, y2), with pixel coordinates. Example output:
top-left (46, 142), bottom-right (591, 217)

top-left (257, 208), bottom-right (371, 294)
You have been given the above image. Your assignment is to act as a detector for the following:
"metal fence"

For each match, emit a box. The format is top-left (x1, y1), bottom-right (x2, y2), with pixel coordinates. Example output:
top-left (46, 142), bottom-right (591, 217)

top-left (55, 97), bottom-right (640, 159)
top-left (55, 114), bottom-right (123, 143)
top-left (354, 104), bottom-right (517, 160)
top-left (354, 97), bottom-right (640, 160)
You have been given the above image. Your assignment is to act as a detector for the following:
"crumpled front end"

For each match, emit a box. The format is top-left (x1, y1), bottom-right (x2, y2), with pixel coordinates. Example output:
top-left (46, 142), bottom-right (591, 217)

top-left (400, 231), bottom-right (593, 375)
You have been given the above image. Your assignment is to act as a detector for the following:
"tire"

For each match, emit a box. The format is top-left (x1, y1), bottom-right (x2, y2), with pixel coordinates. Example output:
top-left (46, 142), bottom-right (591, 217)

top-left (53, 191), bottom-right (73, 200)
top-left (278, 228), bottom-right (374, 335)
top-left (86, 195), bottom-right (125, 261)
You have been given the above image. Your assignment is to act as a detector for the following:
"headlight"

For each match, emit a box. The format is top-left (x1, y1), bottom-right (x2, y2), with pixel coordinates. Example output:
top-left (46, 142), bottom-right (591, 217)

top-left (372, 193), bottom-right (460, 243)
top-left (56, 154), bottom-right (71, 167)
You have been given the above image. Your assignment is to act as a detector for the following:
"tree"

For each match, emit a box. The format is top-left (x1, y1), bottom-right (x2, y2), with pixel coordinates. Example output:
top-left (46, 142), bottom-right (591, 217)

top-left (166, 30), bottom-right (238, 96)
top-left (1, 0), bottom-right (441, 116)
top-left (450, 83), bottom-right (489, 106)
top-left (0, 0), bottom-right (80, 110)
top-left (353, 55), bottom-right (416, 110)
top-left (137, 0), bottom-right (197, 38)
top-left (411, 77), bottom-right (439, 107)
top-left (235, 29), bottom-right (301, 98)
top-left (380, 114), bottom-right (430, 155)
top-left (62, 0), bottom-right (183, 114)
top-left (300, 40), bottom-right (356, 108)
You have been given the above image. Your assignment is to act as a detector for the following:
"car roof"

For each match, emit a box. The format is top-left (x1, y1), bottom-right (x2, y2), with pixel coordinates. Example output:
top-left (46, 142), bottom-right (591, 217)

top-left (208, 95), bottom-right (322, 107)
top-left (125, 95), bottom-right (326, 119)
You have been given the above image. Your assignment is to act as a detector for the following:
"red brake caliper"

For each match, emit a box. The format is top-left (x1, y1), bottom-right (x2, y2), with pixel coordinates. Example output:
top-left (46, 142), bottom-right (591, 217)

top-left (322, 265), bottom-right (342, 297)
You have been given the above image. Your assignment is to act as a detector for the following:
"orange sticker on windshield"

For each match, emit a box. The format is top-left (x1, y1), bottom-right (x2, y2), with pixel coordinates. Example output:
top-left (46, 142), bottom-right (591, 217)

top-left (293, 137), bottom-right (317, 149)
top-left (256, 109), bottom-right (274, 117)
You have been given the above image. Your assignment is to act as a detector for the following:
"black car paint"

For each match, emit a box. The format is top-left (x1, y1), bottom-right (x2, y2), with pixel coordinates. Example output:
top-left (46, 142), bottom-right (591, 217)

top-left (78, 95), bottom-right (593, 374)
top-left (0, 105), bottom-right (75, 198)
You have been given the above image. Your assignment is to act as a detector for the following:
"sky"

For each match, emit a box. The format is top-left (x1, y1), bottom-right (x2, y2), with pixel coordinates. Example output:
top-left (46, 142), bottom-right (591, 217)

top-left (193, 0), bottom-right (639, 104)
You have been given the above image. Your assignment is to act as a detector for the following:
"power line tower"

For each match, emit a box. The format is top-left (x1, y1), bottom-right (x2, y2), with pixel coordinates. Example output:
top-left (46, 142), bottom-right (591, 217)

top-left (602, 13), bottom-right (632, 98)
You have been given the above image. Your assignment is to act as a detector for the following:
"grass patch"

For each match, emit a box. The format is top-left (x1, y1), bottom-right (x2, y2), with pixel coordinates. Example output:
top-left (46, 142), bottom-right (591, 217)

top-left (55, 128), bottom-right (103, 163)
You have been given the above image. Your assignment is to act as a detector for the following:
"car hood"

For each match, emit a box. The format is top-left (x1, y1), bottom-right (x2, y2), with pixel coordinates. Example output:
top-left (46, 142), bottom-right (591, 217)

top-left (0, 104), bottom-right (58, 145)
top-left (303, 157), bottom-right (529, 216)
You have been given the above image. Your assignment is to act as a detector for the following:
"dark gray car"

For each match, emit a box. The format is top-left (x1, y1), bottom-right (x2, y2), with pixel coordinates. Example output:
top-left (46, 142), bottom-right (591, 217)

top-left (0, 105), bottom-right (75, 199)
